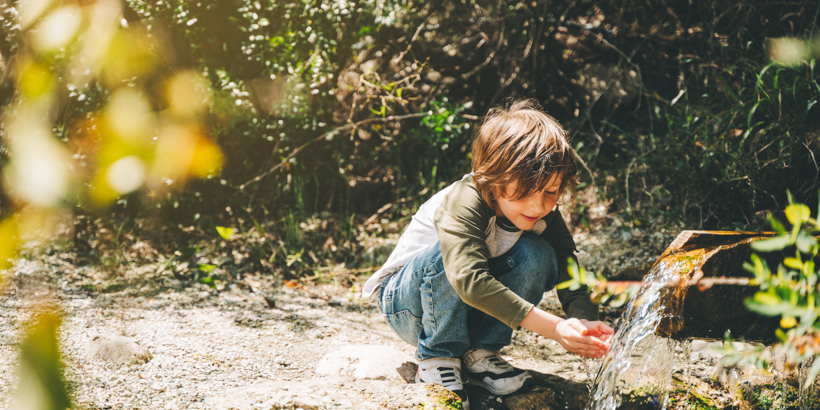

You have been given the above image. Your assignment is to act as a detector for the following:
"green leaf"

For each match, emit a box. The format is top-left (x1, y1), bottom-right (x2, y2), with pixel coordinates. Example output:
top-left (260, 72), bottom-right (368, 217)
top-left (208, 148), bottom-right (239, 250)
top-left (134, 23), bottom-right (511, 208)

top-left (216, 226), bottom-right (235, 240)
top-left (745, 254), bottom-right (771, 284)
top-left (286, 249), bottom-right (303, 267)
top-left (746, 299), bottom-right (792, 316)
top-left (785, 204), bottom-right (811, 226)
top-left (795, 230), bottom-right (817, 254)
top-left (254, 219), bottom-right (265, 236)
top-left (555, 280), bottom-right (578, 290)
top-left (796, 310), bottom-right (818, 335)
top-left (754, 292), bottom-right (782, 305)
top-left (609, 290), bottom-right (632, 308)
top-left (783, 257), bottom-right (803, 270)
top-left (198, 264), bottom-right (216, 273)
top-left (767, 213), bottom-right (787, 234)
top-left (751, 235), bottom-right (793, 252)
top-left (175, 246), bottom-right (198, 261)
top-left (199, 275), bottom-right (215, 287)
top-left (747, 99), bottom-right (768, 129)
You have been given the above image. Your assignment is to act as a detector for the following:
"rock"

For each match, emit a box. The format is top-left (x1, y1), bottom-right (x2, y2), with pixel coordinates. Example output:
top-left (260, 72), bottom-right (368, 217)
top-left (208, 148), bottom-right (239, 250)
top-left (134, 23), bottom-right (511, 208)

top-left (87, 334), bottom-right (152, 365)
top-left (315, 344), bottom-right (415, 381)
top-left (396, 361), bottom-right (418, 383)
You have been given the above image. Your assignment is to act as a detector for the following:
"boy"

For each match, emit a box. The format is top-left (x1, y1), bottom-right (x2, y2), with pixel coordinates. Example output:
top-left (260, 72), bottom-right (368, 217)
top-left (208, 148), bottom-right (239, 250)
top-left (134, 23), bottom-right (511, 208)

top-left (361, 99), bottom-right (613, 409)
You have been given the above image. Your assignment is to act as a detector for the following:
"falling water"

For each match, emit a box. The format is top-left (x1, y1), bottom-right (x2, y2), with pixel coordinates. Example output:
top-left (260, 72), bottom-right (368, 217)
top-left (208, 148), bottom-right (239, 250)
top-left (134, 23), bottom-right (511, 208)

top-left (799, 356), bottom-right (819, 410)
top-left (584, 231), bottom-right (789, 410)
top-left (586, 257), bottom-right (697, 410)
top-left (675, 340), bottom-right (693, 400)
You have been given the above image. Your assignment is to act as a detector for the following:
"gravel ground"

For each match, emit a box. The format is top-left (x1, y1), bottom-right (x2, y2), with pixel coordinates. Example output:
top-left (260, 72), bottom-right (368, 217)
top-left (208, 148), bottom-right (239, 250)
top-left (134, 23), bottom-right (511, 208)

top-left (5, 227), bottom-right (804, 410)
top-left (0, 254), bottom-right (600, 410)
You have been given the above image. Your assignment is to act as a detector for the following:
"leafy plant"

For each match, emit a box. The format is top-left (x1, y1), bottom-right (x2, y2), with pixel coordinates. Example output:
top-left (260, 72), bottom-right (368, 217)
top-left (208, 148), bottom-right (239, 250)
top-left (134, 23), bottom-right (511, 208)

top-left (558, 257), bottom-right (639, 308)
top-left (735, 192), bottom-right (820, 385)
top-left (562, 192), bottom-right (820, 387)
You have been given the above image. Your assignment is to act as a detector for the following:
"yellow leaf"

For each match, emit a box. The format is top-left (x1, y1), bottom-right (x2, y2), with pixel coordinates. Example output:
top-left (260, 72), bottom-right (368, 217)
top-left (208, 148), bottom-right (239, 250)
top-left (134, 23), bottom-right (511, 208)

top-left (215, 226), bottom-right (234, 240)
top-left (189, 136), bottom-right (223, 178)
top-left (785, 204), bottom-right (811, 226)
top-left (0, 218), bottom-right (20, 271)
top-left (89, 171), bottom-right (120, 205)
top-left (783, 257), bottom-right (803, 270)
top-left (754, 292), bottom-right (781, 306)
top-left (780, 316), bottom-right (797, 328)
top-left (18, 60), bottom-right (54, 100)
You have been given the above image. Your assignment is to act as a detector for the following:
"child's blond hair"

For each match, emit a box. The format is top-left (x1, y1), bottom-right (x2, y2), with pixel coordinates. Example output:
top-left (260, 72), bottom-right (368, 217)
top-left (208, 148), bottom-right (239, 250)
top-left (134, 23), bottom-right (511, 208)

top-left (471, 99), bottom-right (576, 210)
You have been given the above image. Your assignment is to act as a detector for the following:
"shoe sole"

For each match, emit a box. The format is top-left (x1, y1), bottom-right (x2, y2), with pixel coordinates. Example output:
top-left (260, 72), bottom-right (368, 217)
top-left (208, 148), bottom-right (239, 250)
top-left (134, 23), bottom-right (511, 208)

top-left (464, 373), bottom-right (532, 395)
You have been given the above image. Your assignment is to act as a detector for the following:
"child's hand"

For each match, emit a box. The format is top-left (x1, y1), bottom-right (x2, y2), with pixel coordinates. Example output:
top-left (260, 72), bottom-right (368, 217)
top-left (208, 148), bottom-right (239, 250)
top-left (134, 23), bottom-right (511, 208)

top-left (579, 319), bottom-right (614, 346)
top-left (553, 318), bottom-right (613, 358)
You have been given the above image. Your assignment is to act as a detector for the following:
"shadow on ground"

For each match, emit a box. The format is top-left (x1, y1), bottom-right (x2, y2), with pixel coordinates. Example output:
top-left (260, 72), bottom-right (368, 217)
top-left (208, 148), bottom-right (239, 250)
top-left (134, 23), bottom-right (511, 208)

top-left (467, 369), bottom-right (590, 410)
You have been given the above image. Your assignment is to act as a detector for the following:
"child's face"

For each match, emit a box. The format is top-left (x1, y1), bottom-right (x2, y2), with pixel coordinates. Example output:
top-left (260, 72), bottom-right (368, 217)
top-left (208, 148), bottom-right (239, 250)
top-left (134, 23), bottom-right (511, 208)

top-left (495, 173), bottom-right (562, 230)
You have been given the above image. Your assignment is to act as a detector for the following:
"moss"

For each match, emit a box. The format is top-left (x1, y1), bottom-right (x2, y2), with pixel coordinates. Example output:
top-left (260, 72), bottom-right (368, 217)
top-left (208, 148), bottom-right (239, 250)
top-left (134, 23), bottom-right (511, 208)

top-left (424, 384), bottom-right (463, 410)
top-left (747, 382), bottom-right (801, 410)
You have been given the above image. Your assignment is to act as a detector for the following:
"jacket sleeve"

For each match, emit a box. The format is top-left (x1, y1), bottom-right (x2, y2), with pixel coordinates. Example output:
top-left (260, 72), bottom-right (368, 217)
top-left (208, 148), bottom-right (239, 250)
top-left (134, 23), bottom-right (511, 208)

top-left (434, 182), bottom-right (535, 329)
top-left (540, 210), bottom-right (600, 321)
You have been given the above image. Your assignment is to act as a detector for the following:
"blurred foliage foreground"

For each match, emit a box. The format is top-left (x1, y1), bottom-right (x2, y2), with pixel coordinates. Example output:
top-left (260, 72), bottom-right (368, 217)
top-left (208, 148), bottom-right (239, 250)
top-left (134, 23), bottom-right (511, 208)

top-left (0, 0), bottom-right (820, 408)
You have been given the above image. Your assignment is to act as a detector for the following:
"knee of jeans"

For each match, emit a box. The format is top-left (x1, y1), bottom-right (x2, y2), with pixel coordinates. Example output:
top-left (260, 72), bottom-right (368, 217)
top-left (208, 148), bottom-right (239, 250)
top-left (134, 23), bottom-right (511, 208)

top-left (512, 232), bottom-right (558, 272)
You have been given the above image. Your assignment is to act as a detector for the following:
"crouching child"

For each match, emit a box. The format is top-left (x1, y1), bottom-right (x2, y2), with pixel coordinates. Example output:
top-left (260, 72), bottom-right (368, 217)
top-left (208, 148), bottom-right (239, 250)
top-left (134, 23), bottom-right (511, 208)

top-left (361, 99), bottom-right (614, 409)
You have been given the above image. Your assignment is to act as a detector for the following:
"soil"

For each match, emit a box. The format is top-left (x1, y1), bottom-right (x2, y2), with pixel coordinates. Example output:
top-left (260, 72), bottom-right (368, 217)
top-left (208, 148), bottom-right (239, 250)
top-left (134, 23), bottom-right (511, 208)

top-left (0, 224), bottom-right (816, 410)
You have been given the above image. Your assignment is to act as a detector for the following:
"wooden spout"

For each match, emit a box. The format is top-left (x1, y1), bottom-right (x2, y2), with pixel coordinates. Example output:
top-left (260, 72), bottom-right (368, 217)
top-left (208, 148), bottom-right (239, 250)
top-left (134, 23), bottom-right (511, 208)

top-left (650, 230), bottom-right (781, 343)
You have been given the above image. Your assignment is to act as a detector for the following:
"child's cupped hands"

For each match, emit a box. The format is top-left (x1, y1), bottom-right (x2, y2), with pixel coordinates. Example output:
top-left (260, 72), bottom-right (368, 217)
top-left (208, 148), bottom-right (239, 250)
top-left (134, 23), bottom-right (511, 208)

top-left (554, 318), bottom-right (614, 358)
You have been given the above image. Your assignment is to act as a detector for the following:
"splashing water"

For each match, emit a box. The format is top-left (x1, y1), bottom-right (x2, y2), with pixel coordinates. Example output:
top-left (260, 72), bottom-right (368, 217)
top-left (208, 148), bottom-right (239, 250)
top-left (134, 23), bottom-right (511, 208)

top-left (586, 257), bottom-right (700, 410)
top-left (799, 356), bottom-right (819, 410)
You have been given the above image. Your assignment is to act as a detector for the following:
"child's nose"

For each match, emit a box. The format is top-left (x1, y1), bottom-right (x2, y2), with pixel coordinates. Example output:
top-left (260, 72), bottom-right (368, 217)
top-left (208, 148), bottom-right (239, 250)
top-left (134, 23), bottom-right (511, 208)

top-left (528, 198), bottom-right (546, 214)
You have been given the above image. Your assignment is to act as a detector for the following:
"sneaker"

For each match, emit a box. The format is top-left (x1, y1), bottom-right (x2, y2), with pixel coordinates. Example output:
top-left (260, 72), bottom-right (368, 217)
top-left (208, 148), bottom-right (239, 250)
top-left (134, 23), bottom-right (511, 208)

top-left (461, 349), bottom-right (531, 395)
top-left (416, 357), bottom-right (470, 410)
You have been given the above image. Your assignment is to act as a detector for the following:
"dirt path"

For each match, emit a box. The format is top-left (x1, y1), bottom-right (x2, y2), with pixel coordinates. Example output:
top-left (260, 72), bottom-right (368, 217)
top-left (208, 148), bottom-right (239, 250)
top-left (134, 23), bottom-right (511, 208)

top-left (1, 256), bottom-right (598, 410)
top-left (3, 228), bottom-right (810, 410)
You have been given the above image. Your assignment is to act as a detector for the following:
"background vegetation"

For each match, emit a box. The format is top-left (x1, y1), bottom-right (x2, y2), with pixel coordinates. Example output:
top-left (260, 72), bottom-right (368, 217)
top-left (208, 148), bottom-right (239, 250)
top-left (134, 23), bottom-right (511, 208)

top-left (0, 0), bottom-right (816, 285)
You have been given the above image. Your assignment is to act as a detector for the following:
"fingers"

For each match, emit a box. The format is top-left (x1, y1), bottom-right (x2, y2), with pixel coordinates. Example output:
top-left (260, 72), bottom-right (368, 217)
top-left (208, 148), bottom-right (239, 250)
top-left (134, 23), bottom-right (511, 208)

top-left (579, 320), bottom-right (615, 338)
top-left (566, 319), bottom-right (589, 336)
top-left (566, 333), bottom-right (608, 352)
top-left (554, 319), bottom-right (611, 358)
top-left (566, 340), bottom-right (607, 358)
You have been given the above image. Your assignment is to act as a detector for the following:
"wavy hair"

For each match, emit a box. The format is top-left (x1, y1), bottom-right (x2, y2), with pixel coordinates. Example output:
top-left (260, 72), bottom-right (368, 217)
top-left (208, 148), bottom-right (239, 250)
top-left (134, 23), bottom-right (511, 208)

top-left (471, 99), bottom-right (576, 210)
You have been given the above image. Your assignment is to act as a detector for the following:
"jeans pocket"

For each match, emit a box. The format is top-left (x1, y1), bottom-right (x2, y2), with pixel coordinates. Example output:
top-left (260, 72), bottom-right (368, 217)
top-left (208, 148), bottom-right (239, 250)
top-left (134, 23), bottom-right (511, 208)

top-left (383, 310), bottom-right (422, 346)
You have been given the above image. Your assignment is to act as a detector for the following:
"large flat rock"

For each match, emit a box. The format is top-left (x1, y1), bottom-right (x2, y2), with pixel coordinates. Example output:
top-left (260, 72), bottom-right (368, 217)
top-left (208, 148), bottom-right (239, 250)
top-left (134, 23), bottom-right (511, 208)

top-left (315, 344), bottom-right (416, 381)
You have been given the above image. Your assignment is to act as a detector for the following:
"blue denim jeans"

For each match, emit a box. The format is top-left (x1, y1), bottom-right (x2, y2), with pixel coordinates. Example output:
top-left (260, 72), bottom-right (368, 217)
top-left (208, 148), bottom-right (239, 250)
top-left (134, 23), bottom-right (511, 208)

top-left (378, 231), bottom-right (559, 361)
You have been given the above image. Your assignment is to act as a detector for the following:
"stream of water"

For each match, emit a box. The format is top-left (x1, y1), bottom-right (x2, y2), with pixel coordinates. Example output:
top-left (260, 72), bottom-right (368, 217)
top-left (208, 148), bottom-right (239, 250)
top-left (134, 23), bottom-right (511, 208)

top-left (586, 257), bottom-right (699, 410)
top-left (584, 236), bottom-right (819, 410)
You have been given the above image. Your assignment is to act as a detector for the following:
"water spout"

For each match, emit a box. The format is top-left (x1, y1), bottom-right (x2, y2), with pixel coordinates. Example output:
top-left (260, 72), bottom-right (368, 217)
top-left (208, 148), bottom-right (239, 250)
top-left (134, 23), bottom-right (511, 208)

top-left (586, 230), bottom-right (782, 410)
